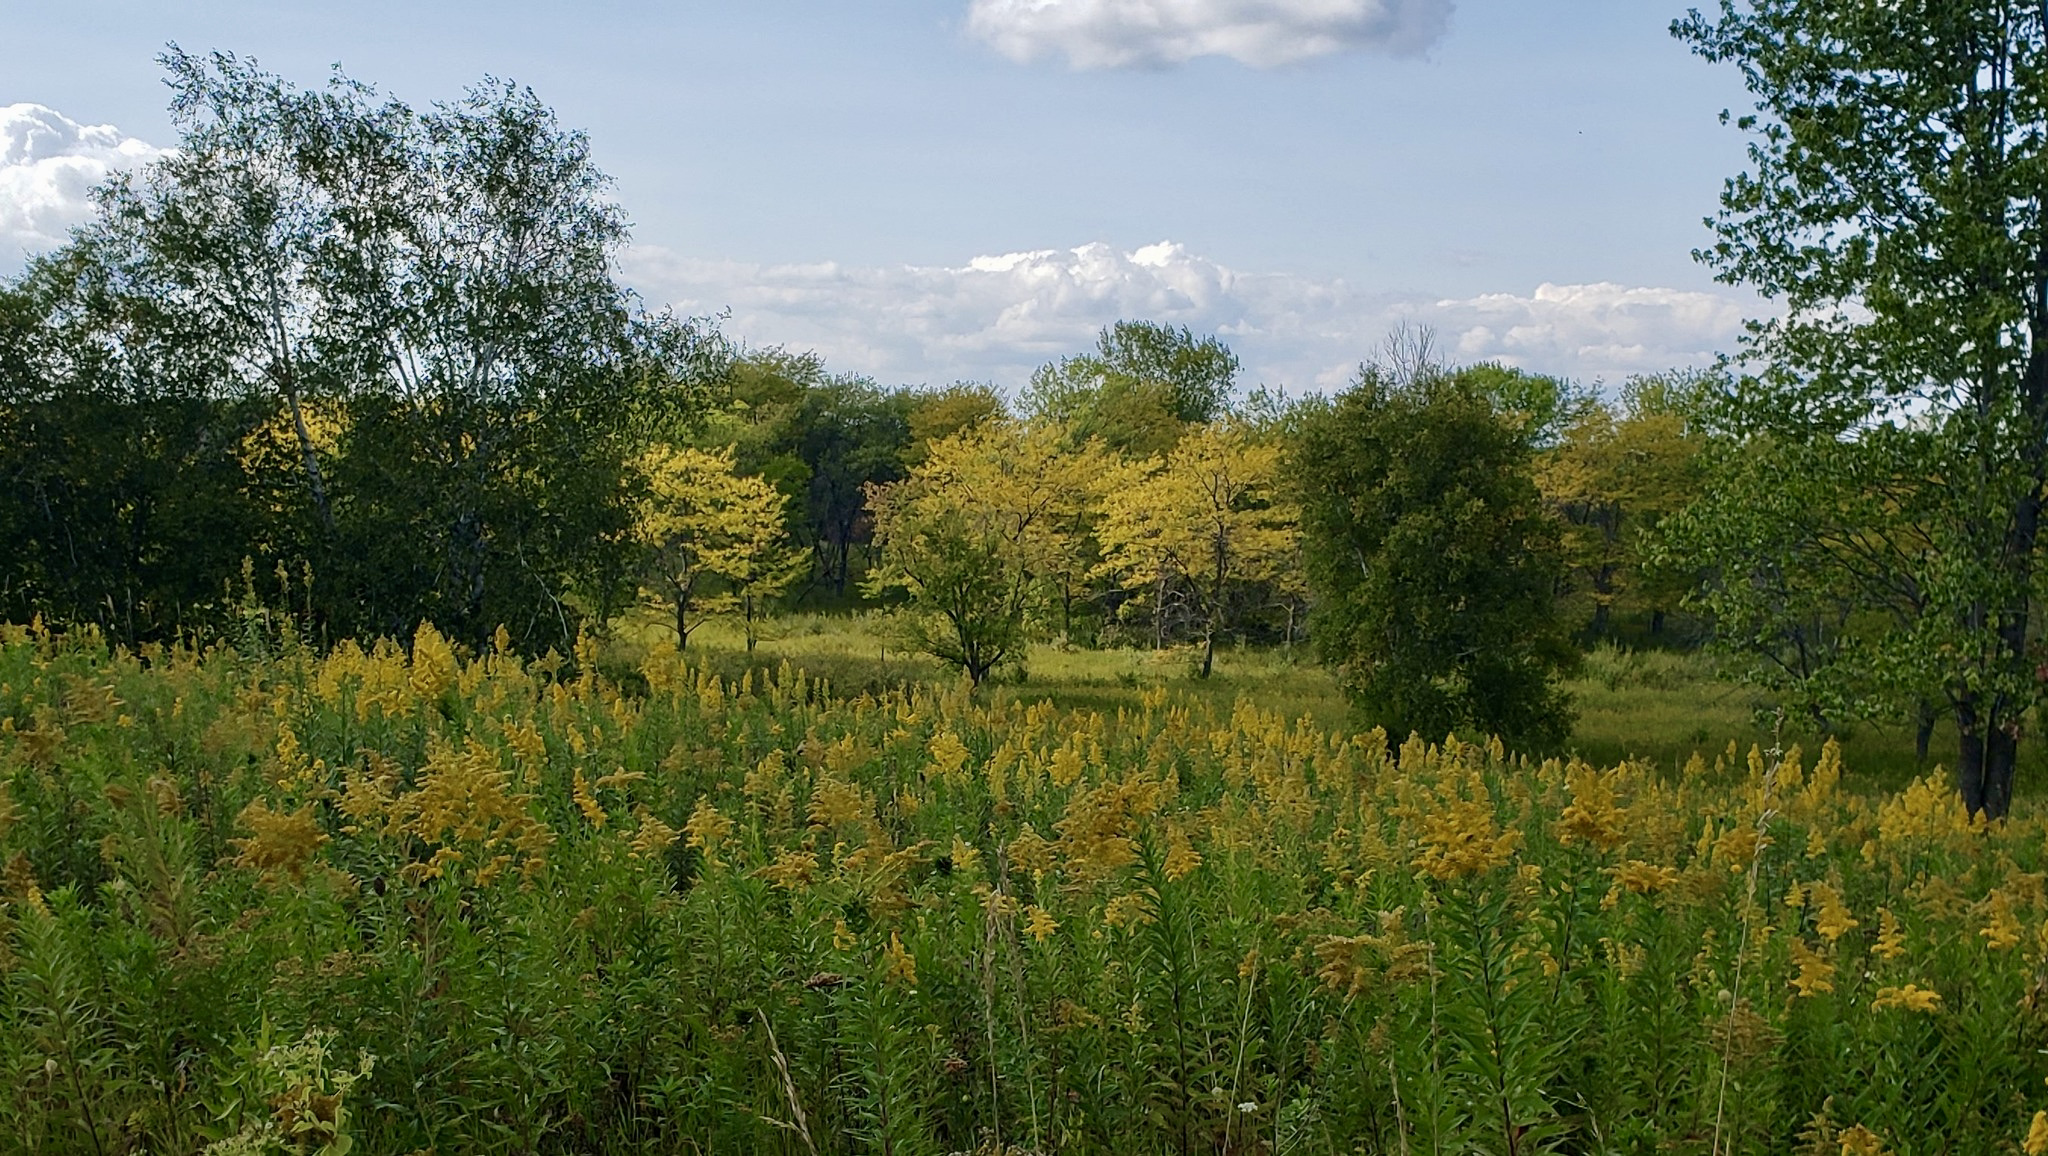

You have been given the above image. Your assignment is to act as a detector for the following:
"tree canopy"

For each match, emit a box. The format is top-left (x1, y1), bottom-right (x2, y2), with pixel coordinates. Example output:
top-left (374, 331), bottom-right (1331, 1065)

top-left (1291, 368), bottom-right (1578, 749)
top-left (1673, 0), bottom-right (2048, 815)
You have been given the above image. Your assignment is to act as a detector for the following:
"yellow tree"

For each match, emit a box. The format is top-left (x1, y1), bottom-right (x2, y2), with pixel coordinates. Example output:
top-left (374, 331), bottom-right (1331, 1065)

top-left (702, 475), bottom-right (808, 653)
top-left (1536, 378), bottom-right (1704, 641)
top-left (634, 445), bottom-right (801, 648)
top-left (1093, 423), bottom-right (1296, 677)
top-left (867, 420), bottom-right (1103, 683)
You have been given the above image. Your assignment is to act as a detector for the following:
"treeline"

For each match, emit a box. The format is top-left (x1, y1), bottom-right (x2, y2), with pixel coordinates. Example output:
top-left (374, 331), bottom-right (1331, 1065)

top-left (0, 52), bottom-right (1697, 683)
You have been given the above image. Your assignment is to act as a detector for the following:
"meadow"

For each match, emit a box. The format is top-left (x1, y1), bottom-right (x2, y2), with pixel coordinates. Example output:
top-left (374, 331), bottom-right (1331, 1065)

top-left (4, 619), bottom-right (2046, 1155)
top-left (675, 612), bottom-right (1991, 797)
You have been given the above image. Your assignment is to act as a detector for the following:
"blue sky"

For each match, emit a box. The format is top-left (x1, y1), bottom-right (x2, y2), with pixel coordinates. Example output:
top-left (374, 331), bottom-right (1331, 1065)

top-left (2, 1), bottom-right (1765, 391)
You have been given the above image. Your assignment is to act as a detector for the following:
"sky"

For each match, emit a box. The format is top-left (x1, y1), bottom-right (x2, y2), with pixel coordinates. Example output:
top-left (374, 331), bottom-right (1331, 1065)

top-left (1, 0), bottom-right (1768, 393)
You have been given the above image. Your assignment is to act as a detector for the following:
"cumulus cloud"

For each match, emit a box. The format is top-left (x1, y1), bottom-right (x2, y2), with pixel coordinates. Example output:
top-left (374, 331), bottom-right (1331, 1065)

top-left (966, 0), bottom-right (1453, 69)
top-left (0, 104), bottom-right (168, 269)
top-left (624, 240), bottom-right (1756, 391)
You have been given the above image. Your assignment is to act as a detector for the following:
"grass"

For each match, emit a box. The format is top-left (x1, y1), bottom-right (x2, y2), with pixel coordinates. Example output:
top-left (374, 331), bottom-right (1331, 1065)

top-left (655, 611), bottom-right (2015, 796)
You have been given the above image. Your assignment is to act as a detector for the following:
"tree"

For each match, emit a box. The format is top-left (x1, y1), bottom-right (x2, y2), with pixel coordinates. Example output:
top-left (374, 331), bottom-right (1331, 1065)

top-left (1673, 2), bottom-right (2048, 815)
top-left (4, 49), bottom-right (724, 652)
top-left (905, 382), bottom-right (1005, 466)
top-left (1291, 369), bottom-right (1578, 750)
top-left (795, 379), bottom-right (913, 596)
top-left (1537, 375), bottom-right (1707, 641)
top-left (702, 473), bottom-right (808, 653)
top-left (1022, 321), bottom-right (1239, 456)
top-left (1094, 423), bottom-right (1297, 676)
top-left (633, 445), bottom-right (800, 649)
top-left (866, 421), bottom-right (1099, 683)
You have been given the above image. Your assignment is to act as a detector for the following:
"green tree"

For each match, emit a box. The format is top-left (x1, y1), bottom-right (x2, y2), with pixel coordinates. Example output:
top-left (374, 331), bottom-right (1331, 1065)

top-left (1291, 369), bottom-right (1578, 749)
top-left (905, 383), bottom-right (1005, 466)
top-left (1673, 1), bottom-right (2048, 815)
top-left (5, 49), bottom-right (724, 652)
top-left (1022, 321), bottom-right (1239, 456)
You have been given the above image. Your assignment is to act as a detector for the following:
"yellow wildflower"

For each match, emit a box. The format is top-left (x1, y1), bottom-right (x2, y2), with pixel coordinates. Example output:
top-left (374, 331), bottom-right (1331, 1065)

top-left (1007, 825), bottom-right (1058, 875)
top-left (1610, 860), bottom-right (1681, 895)
top-left (1981, 889), bottom-right (2023, 951)
top-left (1873, 907), bottom-right (1906, 960)
top-left (1163, 826), bottom-right (1203, 882)
top-left (2025, 1110), bottom-right (2048, 1156)
top-left (1838, 1124), bottom-right (1887, 1155)
top-left (1023, 905), bottom-right (1060, 942)
top-left (1810, 883), bottom-right (1858, 942)
top-left (948, 834), bottom-right (982, 877)
top-left (231, 799), bottom-right (329, 881)
top-left (629, 808), bottom-right (679, 860)
top-left (1413, 790), bottom-right (1518, 880)
top-left (1556, 761), bottom-right (1627, 852)
top-left (1870, 984), bottom-right (1941, 1013)
top-left (1715, 824), bottom-right (1763, 873)
top-left (809, 775), bottom-right (866, 826)
top-left (408, 623), bottom-right (459, 702)
top-left (832, 918), bottom-right (857, 951)
top-left (1049, 743), bottom-right (1085, 788)
top-left (926, 729), bottom-right (971, 783)
top-left (1103, 891), bottom-right (1156, 929)
top-left (1877, 774), bottom-right (1977, 845)
top-left (684, 798), bottom-right (733, 868)
top-left (881, 931), bottom-right (918, 987)
top-left (572, 770), bottom-right (607, 830)
top-left (1788, 939), bottom-right (1834, 998)
top-left (757, 849), bottom-right (818, 890)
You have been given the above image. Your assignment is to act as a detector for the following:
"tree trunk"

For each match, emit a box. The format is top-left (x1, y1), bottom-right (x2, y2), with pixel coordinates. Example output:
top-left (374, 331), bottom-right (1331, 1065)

top-left (1915, 700), bottom-right (1937, 766)
top-left (675, 593), bottom-right (688, 650)
top-left (1956, 696), bottom-right (1988, 816)
top-left (1200, 629), bottom-right (1215, 679)
top-left (1986, 724), bottom-right (2017, 820)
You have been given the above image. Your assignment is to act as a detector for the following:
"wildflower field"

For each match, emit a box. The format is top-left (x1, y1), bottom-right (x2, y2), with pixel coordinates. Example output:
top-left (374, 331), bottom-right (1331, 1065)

top-left (3, 624), bottom-right (2046, 1155)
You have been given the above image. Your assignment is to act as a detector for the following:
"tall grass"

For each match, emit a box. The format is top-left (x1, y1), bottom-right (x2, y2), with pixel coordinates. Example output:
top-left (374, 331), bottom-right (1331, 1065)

top-left (2, 621), bottom-right (2043, 1153)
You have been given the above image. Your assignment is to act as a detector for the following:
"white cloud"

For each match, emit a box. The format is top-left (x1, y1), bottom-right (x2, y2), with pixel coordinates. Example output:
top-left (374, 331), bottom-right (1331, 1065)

top-left (624, 240), bottom-right (1757, 392)
top-left (966, 0), bottom-right (1454, 69)
top-left (0, 104), bottom-right (168, 269)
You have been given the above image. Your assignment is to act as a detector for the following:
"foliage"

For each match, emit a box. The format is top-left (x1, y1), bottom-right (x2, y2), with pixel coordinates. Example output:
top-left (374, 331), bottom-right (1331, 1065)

top-left (3, 624), bottom-right (2047, 1152)
top-left (633, 444), bottom-right (806, 650)
top-left (1022, 321), bottom-right (1240, 456)
top-left (1672, 1), bottom-right (2048, 817)
top-left (866, 421), bottom-right (1103, 683)
top-left (0, 50), bottom-right (725, 653)
top-left (1093, 423), bottom-right (1298, 676)
top-left (1291, 368), bottom-right (1579, 750)
top-left (1537, 373), bottom-right (1709, 641)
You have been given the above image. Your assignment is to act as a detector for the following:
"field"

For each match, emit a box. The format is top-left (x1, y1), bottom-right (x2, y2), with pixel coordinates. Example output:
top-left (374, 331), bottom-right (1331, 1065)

top-left (674, 613), bottom-right (1999, 796)
top-left (4, 620), bottom-right (2047, 1154)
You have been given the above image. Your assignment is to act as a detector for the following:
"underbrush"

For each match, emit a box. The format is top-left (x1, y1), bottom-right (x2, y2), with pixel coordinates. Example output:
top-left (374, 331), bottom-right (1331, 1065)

top-left (3, 623), bottom-right (2044, 1153)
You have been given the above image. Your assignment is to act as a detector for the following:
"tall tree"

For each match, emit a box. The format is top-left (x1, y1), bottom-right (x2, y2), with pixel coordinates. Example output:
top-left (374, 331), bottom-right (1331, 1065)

top-left (1022, 321), bottom-right (1239, 456)
top-left (5, 49), bottom-right (724, 651)
top-left (1291, 369), bottom-right (1578, 750)
top-left (1537, 375), bottom-right (1707, 641)
top-left (633, 444), bottom-right (802, 650)
top-left (1674, 1), bottom-right (2048, 815)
